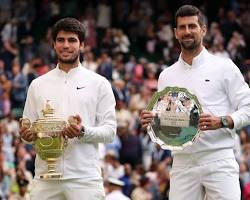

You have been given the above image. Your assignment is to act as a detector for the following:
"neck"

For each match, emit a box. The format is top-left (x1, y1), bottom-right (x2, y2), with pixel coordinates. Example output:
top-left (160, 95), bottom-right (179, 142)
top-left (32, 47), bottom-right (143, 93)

top-left (181, 45), bottom-right (203, 65)
top-left (58, 61), bottom-right (79, 73)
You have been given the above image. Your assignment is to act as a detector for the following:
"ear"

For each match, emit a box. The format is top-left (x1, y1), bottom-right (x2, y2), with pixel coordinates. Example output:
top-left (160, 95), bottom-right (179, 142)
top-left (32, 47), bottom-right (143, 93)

top-left (80, 42), bottom-right (84, 52)
top-left (174, 28), bottom-right (179, 40)
top-left (201, 25), bottom-right (207, 37)
top-left (81, 42), bottom-right (84, 48)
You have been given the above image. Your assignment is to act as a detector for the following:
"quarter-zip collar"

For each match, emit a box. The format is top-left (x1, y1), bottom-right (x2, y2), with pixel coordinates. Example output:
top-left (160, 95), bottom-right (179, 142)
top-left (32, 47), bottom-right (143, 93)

top-left (179, 47), bottom-right (209, 69)
top-left (55, 63), bottom-right (82, 77)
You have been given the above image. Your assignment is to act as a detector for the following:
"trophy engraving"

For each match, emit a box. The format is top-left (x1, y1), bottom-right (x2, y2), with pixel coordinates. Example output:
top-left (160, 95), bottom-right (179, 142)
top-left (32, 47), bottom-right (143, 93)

top-left (147, 87), bottom-right (202, 151)
top-left (20, 100), bottom-right (67, 179)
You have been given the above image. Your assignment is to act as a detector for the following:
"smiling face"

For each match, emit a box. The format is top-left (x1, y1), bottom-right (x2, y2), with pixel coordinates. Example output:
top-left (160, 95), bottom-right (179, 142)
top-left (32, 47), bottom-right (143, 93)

top-left (53, 31), bottom-right (83, 67)
top-left (174, 15), bottom-right (206, 51)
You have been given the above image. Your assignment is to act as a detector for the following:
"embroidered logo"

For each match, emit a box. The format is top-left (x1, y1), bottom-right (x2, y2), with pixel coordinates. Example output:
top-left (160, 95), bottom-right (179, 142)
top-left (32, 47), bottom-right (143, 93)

top-left (76, 86), bottom-right (86, 90)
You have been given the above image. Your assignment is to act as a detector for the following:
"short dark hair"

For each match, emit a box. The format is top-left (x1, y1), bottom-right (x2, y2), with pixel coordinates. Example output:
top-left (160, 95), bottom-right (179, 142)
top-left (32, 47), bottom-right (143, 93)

top-left (51, 17), bottom-right (85, 43)
top-left (175, 5), bottom-right (205, 27)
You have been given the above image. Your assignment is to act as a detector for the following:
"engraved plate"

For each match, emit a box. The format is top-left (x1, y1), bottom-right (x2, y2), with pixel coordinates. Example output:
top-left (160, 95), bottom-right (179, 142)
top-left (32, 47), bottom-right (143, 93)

top-left (147, 86), bottom-right (202, 151)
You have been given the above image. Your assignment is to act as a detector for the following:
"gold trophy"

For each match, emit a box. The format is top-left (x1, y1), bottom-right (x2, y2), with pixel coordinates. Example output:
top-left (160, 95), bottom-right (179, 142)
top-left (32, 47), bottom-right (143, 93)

top-left (20, 101), bottom-right (68, 179)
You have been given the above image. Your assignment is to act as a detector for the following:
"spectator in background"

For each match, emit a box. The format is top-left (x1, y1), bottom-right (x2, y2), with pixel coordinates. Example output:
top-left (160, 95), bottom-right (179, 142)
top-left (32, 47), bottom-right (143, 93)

top-left (240, 162), bottom-right (250, 187)
top-left (221, 10), bottom-right (242, 44)
top-left (10, 60), bottom-right (27, 110)
top-left (82, 13), bottom-right (97, 50)
top-left (119, 121), bottom-right (142, 168)
top-left (98, 52), bottom-right (113, 81)
top-left (100, 28), bottom-right (115, 55)
top-left (227, 31), bottom-right (246, 64)
top-left (0, 0), bottom-right (11, 24)
top-left (96, 0), bottom-right (111, 43)
top-left (120, 163), bottom-right (134, 197)
top-left (38, 28), bottom-right (55, 66)
top-left (106, 177), bottom-right (130, 200)
top-left (131, 176), bottom-right (152, 200)
top-left (0, 18), bottom-right (18, 73)
top-left (9, 178), bottom-right (30, 200)
top-left (0, 73), bottom-right (11, 116)
top-left (0, 151), bottom-right (13, 200)
top-left (104, 151), bottom-right (124, 179)
top-left (210, 43), bottom-right (230, 58)
top-left (17, 19), bottom-right (36, 67)
top-left (113, 29), bottom-right (130, 58)
top-left (82, 50), bottom-right (98, 72)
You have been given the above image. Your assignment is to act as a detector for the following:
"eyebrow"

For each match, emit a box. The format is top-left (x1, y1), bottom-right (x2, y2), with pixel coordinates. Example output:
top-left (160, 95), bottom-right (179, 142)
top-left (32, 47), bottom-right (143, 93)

top-left (56, 37), bottom-right (78, 41)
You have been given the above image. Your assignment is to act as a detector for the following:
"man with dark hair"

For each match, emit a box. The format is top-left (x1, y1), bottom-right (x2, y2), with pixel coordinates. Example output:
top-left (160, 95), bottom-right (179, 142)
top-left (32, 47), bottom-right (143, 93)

top-left (20, 17), bottom-right (116, 199)
top-left (140, 5), bottom-right (250, 200)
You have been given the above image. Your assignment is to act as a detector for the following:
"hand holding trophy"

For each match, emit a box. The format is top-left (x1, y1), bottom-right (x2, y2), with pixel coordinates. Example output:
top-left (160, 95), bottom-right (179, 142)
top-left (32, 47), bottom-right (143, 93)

top-left (20, 100), bottom-right (77, 179)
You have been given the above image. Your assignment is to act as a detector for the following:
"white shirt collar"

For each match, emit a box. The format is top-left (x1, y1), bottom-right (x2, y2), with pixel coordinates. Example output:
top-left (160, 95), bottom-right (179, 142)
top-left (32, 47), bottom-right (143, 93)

top-left (55, 63), bottom-right (83, 76)
top-left (179, 47), bottom-right (209, 69)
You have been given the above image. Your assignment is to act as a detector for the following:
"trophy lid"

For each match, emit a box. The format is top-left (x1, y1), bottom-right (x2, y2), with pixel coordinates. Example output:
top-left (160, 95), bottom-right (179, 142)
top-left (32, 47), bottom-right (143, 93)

top-left (31, 100), bottom-right (67, 132)
top-left (41, 100), bottom-right (55, 118)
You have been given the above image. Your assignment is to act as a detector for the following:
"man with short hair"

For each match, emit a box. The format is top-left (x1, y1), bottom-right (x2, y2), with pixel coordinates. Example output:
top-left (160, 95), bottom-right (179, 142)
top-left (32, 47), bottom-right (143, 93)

top-left (20, 17), bottom-right (117, 200)
top-left (140, 5), bottom-right (250, 200)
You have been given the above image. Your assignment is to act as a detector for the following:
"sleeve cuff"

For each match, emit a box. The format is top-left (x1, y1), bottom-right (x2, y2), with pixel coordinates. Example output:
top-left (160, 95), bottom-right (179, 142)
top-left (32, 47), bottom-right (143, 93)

top-left (230, 113), bottom-right (240, 130)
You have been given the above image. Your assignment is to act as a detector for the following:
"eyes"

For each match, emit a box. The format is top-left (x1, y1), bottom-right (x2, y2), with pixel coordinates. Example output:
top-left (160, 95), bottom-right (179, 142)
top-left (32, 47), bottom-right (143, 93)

top-left (177, 23), bottom-right (199, 31)
top-left (56, 37), bottom-right (79, 44)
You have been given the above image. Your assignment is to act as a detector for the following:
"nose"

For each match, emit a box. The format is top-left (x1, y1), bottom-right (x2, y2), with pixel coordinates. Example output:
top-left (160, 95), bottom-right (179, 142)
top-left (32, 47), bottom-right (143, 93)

top-left (183, 26), bottom-right (191, 34)
top-left (62, 40), bottom-right (70, 48)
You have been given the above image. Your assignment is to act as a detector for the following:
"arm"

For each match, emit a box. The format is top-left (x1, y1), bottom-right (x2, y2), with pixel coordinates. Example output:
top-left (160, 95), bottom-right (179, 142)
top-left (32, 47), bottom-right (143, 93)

top-left (225, 60), bottom-right (250, 129)
top-left (199, 60), bottom-right (250, 131)
top-left (82, 79), bottom-right (117, 143)
top-left (21, 82), bottom-right (38, 143)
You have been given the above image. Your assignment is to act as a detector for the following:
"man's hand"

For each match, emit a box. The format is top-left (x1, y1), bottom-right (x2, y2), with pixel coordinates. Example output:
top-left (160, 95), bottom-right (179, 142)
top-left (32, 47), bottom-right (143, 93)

top-left (140, 110), bottom-right (154, 130)
top-left (20, 126), bottom-right (36, 142)
top-left (63, 115), bottom-right (83, 139)
top-left (198, 113), bottom-right (222, 131)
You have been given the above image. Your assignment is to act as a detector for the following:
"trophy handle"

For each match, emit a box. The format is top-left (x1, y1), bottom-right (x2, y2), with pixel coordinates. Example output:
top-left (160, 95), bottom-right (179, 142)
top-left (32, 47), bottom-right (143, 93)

top-left (20, 118), bottom-right (31, 129)
top-left (68, 116), bottom-right (78, 125)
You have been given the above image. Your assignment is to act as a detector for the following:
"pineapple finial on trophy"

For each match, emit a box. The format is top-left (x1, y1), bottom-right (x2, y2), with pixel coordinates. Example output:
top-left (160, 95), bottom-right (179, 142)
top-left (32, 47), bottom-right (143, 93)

top-left (42, 100), bottom-right (55, 118)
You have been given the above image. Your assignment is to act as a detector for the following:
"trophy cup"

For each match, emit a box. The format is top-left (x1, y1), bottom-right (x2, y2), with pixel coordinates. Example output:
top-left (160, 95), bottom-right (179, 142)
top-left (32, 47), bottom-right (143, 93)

top-left (147, 86), bottom-right (203, 151)
top-left (20, 101), bottom-right (67, 179)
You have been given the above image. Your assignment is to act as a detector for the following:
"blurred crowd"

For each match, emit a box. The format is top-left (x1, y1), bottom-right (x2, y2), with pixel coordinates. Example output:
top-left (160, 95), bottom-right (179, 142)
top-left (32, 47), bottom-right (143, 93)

top-left (1, 0), bottom-right (250, 199)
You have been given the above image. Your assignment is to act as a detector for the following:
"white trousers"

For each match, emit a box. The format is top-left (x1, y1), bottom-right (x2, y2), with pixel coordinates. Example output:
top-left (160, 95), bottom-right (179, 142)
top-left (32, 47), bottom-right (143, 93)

top-left (30, 179), bottom-right (105, 200)
top-left (169, 150), bottom-right (241, 200)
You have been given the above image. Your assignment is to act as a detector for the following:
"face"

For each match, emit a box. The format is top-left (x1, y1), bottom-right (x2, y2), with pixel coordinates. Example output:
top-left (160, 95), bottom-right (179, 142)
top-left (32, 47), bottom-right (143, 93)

top-left (175, 16), bottom-right (206, 51)
top-left (54, 31), bottom-right (83, 65)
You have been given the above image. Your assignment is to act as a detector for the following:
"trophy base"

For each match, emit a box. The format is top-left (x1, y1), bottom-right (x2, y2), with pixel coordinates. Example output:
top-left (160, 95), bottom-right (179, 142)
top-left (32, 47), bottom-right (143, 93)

top-left (40, 173), bottom-right (62, 179)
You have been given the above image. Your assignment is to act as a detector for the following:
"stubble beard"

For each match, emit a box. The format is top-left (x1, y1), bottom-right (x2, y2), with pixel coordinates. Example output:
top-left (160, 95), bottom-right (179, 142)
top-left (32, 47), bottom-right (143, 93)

top-left (57, 52), bottom-right (80, 64)
top-left (180, 37), bottom-right (202, 51)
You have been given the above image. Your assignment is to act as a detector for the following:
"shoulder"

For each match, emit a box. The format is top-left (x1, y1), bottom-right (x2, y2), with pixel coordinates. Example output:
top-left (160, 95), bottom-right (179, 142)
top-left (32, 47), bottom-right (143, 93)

top-left (207, 52), bottom-right (237, 70)
top-left (30, 69), bottom-right (56, 86)
top-left (81, 67), bottom-right (110, 85)
top-left (159, 61), bottom-right (180, 79)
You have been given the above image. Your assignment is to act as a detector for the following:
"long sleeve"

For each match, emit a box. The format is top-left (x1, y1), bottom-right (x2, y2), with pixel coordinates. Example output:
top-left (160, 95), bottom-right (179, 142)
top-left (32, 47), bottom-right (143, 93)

top-left (22, 81), bottom-right (39, 122)
top-left (83, 79), bottom-right (117, 143)
top-left (225, 60), bottom-right (250, 129)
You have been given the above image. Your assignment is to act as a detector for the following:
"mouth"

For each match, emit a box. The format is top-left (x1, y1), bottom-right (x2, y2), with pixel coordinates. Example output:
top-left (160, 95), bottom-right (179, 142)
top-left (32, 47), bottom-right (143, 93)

top-left (182, 37), bottom-right (194, 42)
top-left (61, 52), bottom-right (72, 57)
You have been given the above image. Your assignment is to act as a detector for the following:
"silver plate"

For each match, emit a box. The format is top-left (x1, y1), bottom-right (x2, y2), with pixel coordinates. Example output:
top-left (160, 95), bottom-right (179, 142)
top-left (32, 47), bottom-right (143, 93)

top-left (147, 86), bottom-right (203, 151)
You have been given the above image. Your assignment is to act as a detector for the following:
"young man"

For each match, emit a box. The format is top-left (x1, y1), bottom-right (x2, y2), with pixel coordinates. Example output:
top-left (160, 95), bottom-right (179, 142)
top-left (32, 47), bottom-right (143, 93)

top-left (20, 18), bottom-right (116, 200)
top-left (140, 5), bottom-right (250, 200)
